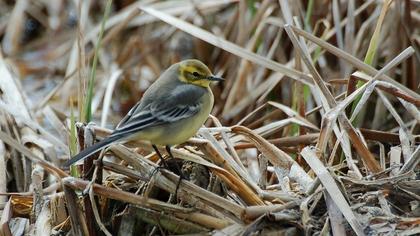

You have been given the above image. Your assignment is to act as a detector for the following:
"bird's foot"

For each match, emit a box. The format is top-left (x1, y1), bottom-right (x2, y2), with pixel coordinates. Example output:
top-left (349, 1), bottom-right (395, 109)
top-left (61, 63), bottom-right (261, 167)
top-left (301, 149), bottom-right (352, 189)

top-left (165, 145), bottom-right (191, 200)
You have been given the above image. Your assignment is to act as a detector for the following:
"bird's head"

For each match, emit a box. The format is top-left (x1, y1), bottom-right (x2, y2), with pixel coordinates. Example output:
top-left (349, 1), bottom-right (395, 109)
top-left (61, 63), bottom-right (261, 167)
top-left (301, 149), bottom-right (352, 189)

top-left (178, 59), bottom-right (223, 87)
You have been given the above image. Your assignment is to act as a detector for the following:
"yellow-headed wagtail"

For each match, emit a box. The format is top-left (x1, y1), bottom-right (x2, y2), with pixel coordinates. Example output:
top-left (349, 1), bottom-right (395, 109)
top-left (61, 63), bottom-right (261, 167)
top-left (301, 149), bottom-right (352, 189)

top-left (65, 59), bottom-right (223, 166)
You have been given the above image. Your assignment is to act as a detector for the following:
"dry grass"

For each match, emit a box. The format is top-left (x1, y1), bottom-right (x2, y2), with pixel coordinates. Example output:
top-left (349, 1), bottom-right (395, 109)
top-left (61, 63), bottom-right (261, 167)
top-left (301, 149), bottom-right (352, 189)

top-left (0, 0), bottom-right (419, 235)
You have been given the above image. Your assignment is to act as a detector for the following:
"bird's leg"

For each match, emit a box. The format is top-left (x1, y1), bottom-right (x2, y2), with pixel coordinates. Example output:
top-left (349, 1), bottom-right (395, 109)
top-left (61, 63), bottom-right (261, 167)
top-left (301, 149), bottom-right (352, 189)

top-left (165, 145), bottom-right (188, 200)
top-left (165, 146), bottom-right (186, 177)
top-left (149, 144), bottom-right (169, 182)
top-left (152, 144), bottom-right (169, 169)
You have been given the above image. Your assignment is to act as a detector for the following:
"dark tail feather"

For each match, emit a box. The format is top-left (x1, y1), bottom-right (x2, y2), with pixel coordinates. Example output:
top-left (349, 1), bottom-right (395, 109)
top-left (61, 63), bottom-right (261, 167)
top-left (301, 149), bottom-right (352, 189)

top-left (64, 135), bottom-right (122, 167)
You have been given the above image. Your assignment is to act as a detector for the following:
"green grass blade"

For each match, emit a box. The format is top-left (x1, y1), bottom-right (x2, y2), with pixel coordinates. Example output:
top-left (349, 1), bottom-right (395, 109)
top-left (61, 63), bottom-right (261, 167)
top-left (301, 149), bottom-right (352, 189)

top-left (350, 0), bottom-right (393, 124)
top-left (82, 0), bottom-right (113, 123)
top-left (304, 0), bottom-right (314, 31)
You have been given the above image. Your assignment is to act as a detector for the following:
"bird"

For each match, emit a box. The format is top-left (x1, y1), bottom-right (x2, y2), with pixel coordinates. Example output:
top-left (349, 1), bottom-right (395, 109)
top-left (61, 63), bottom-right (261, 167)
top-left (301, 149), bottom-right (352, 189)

top-left (64, 59), bottom-right (223, 167)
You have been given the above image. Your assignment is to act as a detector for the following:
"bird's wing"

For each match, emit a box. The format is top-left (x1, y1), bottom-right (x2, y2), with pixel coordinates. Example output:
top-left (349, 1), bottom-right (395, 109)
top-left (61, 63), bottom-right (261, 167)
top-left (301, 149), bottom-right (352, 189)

top-left (110, 84), bottom-right (205, 138)
top-left (115, 101), bottom-right (141, 129)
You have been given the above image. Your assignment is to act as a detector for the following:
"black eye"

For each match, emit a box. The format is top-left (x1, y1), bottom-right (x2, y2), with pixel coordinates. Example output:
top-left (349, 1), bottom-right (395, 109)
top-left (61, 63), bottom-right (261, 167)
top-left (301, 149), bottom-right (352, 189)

top-left (192, 72), bottom-right (199, 77)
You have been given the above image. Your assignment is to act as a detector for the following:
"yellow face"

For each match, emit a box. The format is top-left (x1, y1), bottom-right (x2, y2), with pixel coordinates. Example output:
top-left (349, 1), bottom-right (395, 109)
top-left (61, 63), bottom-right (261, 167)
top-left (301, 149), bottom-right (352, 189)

top-left (178, 59), bottom-right (223, 87)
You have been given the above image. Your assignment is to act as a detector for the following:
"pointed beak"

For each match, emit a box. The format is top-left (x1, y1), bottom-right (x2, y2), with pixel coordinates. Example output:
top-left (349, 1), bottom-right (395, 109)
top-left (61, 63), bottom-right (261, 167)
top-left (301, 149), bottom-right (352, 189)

top-left (207, 75), bottom-right (224, 82)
